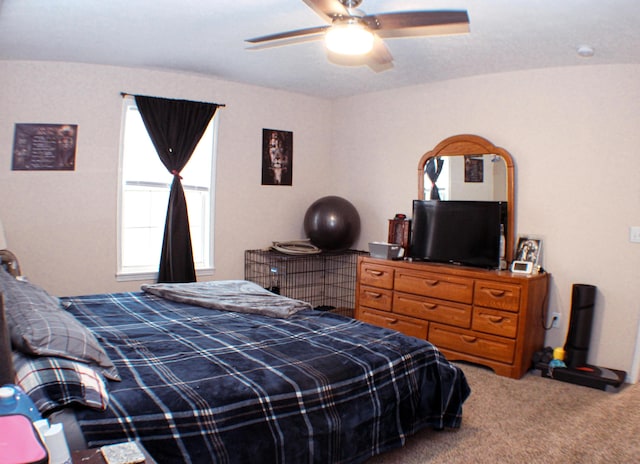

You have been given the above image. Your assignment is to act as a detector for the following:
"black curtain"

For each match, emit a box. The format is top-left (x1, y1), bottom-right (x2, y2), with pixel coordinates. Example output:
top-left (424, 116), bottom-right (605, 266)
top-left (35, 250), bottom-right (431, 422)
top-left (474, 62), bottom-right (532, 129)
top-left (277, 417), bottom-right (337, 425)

top-left (135, 95), bottom-right (218, 283)
top-left (425, 157), bottom-right (444, 200)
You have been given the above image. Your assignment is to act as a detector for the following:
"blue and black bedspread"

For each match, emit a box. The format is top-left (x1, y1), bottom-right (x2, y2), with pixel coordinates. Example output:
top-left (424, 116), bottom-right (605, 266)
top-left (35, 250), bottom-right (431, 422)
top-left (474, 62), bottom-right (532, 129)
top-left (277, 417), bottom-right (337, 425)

top-left (63, 291), bottom-right (470, 464)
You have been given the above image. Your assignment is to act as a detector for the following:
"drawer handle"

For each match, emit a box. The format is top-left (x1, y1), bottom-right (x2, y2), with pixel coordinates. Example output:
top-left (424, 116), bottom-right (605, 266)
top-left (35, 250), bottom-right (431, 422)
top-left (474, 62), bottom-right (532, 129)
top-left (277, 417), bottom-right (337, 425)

top-left (487, 289), bottom-right (507, 298)
top-left (488, 315), bottom-right (505, 323)
top-left (385, 317), bottom-right (399, 325)
top-left (367, 270), bottom-right (384, 277)
top-left (365, 291), bottom-right (383, 299)
top-left (422, 302), bottom-right (437, 310)
top-left (423, 279), bottom-right (440, 286)
top-left (461, 335), bottom-right (478, 344)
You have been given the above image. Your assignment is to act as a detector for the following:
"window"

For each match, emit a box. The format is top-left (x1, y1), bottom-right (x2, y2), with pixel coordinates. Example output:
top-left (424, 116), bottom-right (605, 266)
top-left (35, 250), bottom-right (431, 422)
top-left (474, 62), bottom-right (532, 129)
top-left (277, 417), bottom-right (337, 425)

top-left (117, 97), bottom-right (218, 280)
top-left (423, 157), bottom-right (450, 200)
top-left (436, 157), bottom-right (450, 200)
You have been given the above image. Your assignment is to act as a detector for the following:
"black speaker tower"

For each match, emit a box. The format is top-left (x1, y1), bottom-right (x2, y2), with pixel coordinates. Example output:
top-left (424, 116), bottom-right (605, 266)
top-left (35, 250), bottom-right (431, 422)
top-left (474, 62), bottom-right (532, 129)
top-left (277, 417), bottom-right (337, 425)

top-left (538, 284), bottom-right (626, 391)
top-left (564, 284), bottom-right (597, 368)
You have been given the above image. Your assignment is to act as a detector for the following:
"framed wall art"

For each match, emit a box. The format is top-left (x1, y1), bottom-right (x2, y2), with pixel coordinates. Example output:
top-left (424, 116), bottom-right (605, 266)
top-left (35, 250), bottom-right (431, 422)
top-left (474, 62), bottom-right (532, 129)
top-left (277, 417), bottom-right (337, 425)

top-left (12, 123), bottom-right (78, 171)
top-left (261, 128), bottom-right (292, 186)
top-left (464, 155), bottom-right (483, 183)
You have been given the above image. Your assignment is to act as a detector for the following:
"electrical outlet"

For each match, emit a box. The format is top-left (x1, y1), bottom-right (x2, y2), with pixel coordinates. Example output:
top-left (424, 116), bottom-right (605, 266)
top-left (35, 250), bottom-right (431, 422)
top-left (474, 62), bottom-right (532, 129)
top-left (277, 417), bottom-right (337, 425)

top-left (551, 312), bottom-right (560, 328)
top-left (630, 226), bottom-right (640, 243)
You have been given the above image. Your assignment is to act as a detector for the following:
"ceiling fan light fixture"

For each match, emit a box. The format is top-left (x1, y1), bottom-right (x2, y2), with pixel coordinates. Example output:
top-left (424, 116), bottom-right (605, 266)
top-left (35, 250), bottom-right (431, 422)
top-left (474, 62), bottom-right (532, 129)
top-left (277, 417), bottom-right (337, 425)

top-left (325, 20), bottom-right (374, 55)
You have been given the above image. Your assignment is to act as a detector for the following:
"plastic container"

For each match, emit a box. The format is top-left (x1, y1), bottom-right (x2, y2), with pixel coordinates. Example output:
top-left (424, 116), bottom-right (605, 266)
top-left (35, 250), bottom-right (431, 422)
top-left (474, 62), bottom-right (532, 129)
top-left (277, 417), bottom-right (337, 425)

top-left (0, 384), bottom-right (41, 421)
top-left (368, 242), bottom-right (404, 260)
top-left (0, 414), bottom-right (48, 464)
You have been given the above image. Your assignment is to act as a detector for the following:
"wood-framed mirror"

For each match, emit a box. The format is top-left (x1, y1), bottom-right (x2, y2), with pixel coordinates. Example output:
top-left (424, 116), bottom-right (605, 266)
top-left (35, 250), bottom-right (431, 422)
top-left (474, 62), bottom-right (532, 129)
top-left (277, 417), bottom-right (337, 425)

top-left (418, 134), bottom-right (515, 264)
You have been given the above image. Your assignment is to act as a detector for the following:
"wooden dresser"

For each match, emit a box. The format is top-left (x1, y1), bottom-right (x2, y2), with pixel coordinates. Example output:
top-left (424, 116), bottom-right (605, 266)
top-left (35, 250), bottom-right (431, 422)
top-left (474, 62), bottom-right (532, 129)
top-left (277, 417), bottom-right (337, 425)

top-left (355, 256), bottom-right (549, 379)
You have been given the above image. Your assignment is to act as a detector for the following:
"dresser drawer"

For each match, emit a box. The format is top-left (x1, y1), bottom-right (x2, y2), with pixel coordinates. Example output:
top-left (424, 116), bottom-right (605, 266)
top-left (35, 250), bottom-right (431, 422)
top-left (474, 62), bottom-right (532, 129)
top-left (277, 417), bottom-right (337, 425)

top-left (358, 285), bottom-right (393, 311)
top-left (394, 269), bottom-right (473, 304)
top-left (359, 262), bottom-right (395, 289)
top-left (359, 308), bottom-right (428, 339)
top-left (428, 323), bottom-right (515, 364)
top-left (474, 280), bottom-right (521, 312)
top-left (393, 292), bottom-right (471, 328)
top-left (472, 307), bottom-right (518, 338)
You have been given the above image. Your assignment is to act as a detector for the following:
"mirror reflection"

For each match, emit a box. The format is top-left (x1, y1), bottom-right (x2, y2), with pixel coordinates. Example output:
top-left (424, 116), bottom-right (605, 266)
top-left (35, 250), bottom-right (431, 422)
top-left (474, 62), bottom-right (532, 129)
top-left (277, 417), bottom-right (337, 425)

top-left (424, 154), bottom-right (508, 202)
top-left (417, 134), bottom-right (515, 264)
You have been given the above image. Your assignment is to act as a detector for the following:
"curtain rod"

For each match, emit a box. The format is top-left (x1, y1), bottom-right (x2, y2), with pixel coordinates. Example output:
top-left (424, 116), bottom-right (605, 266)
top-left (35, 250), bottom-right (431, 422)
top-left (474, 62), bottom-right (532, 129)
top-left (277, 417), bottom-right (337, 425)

top-left (120, 92), bottom-right (226, 108)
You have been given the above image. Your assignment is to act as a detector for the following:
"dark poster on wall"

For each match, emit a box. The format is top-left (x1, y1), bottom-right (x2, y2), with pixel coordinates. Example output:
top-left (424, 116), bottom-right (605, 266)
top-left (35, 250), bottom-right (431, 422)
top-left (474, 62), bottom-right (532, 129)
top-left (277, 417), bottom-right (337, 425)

top-left (12, 123), bottom-right (78, 171)
top-left (261, 128), bottom-right (293, 186)
top-left (464, 155), bottom-right (483, 183)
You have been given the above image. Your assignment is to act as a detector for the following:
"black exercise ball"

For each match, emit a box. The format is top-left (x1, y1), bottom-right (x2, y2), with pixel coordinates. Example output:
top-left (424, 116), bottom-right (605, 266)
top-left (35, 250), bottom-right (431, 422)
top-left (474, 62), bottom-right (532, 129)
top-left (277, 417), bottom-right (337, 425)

top-left (304, 196), bottom-right (361, 251)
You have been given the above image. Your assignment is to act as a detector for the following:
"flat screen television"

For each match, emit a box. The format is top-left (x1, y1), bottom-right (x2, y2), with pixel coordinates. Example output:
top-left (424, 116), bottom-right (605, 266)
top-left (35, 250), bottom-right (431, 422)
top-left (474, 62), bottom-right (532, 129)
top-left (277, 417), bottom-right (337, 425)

top-left (410, 200), bottom-right (505, 269)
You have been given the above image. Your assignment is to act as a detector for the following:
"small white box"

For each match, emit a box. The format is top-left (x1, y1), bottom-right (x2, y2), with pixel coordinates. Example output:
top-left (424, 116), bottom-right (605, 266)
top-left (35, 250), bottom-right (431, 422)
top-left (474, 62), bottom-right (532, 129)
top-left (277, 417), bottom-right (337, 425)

top-left (368, 242), bottom-right (404, 260)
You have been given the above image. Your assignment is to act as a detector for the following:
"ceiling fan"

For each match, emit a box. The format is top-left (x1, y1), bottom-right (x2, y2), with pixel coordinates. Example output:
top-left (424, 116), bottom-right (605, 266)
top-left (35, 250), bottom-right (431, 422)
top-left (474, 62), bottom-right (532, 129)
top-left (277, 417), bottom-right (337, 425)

top-left (246, 0), bottom-right (469, 71)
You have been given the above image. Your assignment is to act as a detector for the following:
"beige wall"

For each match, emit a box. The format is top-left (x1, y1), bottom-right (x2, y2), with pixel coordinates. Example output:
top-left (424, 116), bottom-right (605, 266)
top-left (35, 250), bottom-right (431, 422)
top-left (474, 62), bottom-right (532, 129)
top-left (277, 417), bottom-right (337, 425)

top-left (329, 65), bottom-right (640, 378)
top-left (0, 61), bottom-right (332, 295)
top-left (1, 60), bottom-right (639, 378)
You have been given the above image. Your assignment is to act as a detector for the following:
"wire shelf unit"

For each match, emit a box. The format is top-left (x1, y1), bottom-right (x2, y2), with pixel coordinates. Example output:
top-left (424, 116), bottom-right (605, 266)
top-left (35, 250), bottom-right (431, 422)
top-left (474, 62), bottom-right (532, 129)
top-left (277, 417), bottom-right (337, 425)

top-left (244, 249), bottom-right (367, 317)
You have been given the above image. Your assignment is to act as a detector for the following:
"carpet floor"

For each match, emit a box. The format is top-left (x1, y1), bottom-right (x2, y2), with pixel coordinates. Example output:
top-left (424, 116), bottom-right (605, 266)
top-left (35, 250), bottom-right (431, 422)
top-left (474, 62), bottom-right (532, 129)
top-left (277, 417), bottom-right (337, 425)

top-left (368, 362), bottom-right (639, 463)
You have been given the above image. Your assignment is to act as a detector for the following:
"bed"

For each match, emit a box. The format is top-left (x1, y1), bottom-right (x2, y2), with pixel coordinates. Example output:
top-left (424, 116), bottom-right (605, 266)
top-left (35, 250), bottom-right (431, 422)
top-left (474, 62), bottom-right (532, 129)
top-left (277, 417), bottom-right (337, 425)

top-left (0, 263), bottom-right (470, 464)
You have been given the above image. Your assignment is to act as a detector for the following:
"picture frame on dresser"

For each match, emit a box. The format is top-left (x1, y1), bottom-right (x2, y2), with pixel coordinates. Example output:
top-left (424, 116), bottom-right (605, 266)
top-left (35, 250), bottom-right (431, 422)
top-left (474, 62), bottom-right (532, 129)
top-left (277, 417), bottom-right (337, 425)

top-left (515, 236), bottom-right (542, 265)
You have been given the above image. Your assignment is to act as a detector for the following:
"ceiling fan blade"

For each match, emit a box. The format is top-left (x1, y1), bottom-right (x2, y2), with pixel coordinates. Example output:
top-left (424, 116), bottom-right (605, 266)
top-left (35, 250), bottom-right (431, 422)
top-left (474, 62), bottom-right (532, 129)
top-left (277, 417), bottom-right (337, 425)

top-left (246, 25), bottom-right (329, 44)
top-left (246, 34), bottom-right (325, 51)
top-left (367, 34), bottom-right (394, 72)
top-left (367, 10), bottom-right (470, 38)
top-left (302, 0), bottom-right (349, 23)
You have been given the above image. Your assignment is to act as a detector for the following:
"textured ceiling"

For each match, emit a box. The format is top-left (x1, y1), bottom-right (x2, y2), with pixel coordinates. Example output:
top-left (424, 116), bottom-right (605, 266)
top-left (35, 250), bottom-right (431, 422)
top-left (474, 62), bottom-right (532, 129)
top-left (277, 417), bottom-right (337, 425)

top-left (0, 0), bottom-right (639, 99)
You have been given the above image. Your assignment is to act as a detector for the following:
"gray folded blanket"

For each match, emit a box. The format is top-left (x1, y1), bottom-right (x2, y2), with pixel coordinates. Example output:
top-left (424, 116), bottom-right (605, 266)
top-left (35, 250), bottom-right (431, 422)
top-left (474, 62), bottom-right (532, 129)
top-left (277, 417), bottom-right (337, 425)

top-left (141, 279), bottom-right (311, 318)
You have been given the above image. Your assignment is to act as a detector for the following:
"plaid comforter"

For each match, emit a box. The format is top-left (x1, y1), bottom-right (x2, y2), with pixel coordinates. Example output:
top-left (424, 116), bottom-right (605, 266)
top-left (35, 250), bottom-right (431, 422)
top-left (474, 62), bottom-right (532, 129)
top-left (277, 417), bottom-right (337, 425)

top-left (63, 291), bottom-right (470, 464)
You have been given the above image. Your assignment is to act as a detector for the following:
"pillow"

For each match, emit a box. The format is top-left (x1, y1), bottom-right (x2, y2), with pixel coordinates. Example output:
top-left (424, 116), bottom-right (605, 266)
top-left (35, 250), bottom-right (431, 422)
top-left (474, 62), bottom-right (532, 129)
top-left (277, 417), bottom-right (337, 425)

top-left (13, 351), bottom-right (109, 415)
top-left (0, 267), bottom-right (120, 381)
